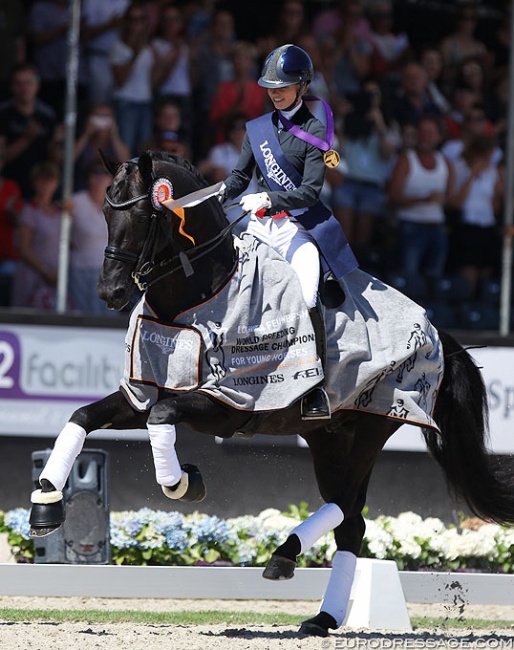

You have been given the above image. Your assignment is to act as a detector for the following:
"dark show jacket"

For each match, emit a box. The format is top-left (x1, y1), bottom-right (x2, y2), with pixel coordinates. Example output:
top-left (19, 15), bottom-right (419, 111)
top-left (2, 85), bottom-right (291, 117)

top-left (224, 103), bottom-right (358, 283)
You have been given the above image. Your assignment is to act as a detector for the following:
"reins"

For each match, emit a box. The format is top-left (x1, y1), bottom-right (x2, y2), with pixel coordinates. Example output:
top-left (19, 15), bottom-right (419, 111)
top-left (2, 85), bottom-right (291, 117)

top-left (105, 185), bottom-right (247, 291)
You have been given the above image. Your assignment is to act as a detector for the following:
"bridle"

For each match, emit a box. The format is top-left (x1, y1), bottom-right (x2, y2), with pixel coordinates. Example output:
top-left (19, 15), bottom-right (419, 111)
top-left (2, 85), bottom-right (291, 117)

top-left (104, 179), bottom-right (244, 292)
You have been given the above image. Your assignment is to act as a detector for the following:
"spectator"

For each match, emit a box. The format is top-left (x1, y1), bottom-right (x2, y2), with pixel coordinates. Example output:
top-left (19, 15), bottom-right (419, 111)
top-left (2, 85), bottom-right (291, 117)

top-left (388, 116), bottom-right (454, 283)
top-left (27, 0), bottom-right (88, 122)
top-left (11, 161), bottom-right (62, 310)
top-left (0, 1), bottom-right (26, 102)
top-left (366, 0), bottom-right (410, 89)
top-left (311, 0), bottom-right (371, 42)
top-left (454, 56), bottom-right (490, 114)
top-left (444, 82), bottom-right (481, 140)
top-left (209, 41), bottom-right (266, 145)
top-left (199, 114), bottom-right (247, 181)
top-left (156, 130), bottom-right (192, 160)
top-left (420, 44), bottom-right (452, 115)
top-left (143, 98), bottom-right (186, 151)
top-left (82, 0), bottom-right (130, 105)
top-left (152, 3), bottom-right (193, 139)
top-left (109, 2), bottom-right (160, 155)
top-left (448, 134), bottom-right (503, 298)
top-left (256, 0), bottom-right (308, 62)
top-left (393, 61), bottom-right (442, 125)
top-left (331, 0), bottom-right (372, 105)
top-left (191, 8), bottom-right (237, 158)
top-left (484, 5), bottom-right (511, 80)
top-left (69, 162), bottom-right (113, 314)
top-left (0, 137), bottom-right (23, 307)
top-left (0, 63), bottom-right (57, 199)
top-left (333, 79), bottom-right (400, 266)
top-left (442, 103), bottom-right (501, 166)
top-left (439, 2), bottom-right (488, 90)
top-left (74, 103), bottom-right (130, 191)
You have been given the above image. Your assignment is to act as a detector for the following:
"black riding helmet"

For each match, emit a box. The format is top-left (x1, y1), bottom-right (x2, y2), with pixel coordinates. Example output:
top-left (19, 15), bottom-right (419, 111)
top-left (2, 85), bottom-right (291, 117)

top-left (258, 44), bottom-right (314, 89)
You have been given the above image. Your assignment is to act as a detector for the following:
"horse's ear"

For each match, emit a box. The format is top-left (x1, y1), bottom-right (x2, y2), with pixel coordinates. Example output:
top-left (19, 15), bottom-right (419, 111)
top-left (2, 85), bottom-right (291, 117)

top-left (138, 152), bottom-right (154, 186)
top-left (98, 149), bottom-right (121, 176)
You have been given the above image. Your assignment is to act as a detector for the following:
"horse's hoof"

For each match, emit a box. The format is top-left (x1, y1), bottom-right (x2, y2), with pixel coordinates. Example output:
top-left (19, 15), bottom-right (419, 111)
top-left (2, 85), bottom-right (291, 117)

top-left (29, 523), bottom-right (63, 538)
top-left (162, 464), bottom-right (206, 503)
top-left (262, 554), bottom-right (296, 580)
top-left (299, 612), bottom-right (337, 637)
top-left (179, 464), bottom-right (206, 502)
top-left (29, 490), bottom-right (65, 537)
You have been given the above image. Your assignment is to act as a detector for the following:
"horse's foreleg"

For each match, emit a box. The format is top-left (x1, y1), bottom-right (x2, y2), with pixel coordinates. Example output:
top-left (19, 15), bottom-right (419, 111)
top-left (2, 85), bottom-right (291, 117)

top-left (146, 398), bottom-right (206, 503)
top-left (30, 391), bottom-right (146, 537)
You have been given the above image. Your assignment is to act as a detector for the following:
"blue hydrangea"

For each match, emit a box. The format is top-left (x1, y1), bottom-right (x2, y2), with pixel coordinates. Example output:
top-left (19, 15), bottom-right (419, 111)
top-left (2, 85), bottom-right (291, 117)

top-left (4, 508), bottom-right (30, 540)
top-left (190, 515), bottom-right (232, 544)
top-left (165, 527), bottom-right (190, 552)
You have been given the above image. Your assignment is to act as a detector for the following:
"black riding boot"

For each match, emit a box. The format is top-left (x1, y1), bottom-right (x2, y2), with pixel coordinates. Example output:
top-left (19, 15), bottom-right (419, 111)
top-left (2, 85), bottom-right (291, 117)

top-left (301, 304), bottom-right (331, 420)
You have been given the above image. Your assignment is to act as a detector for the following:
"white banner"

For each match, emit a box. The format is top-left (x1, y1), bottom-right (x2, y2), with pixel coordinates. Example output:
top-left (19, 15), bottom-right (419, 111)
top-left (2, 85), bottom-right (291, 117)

top-left (0, 324), bottom-right (512, 453)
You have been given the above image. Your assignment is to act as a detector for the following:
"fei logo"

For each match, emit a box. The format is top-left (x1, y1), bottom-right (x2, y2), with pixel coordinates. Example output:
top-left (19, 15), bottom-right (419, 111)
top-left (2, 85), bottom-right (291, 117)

top-left (0, 330), bottom-right (23, 398)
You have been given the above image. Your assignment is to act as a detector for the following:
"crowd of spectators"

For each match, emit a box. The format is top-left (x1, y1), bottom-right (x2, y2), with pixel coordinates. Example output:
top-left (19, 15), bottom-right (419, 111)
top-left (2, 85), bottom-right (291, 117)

top-left (0, 0), bottom-right (510, 328)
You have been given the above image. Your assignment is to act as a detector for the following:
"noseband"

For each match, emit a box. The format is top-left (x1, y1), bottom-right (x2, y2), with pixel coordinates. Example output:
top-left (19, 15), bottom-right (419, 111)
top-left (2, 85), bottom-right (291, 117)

top-left (104, 188), bottom-right (172, 290)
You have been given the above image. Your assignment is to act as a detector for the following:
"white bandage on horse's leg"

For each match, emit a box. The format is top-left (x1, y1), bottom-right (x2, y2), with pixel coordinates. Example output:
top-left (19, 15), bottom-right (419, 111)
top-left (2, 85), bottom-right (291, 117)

top-left (319, 550), bottom-right (357, 627)
top-left (39, 422), bottom-right (87, 492)
top-left (291, 503), bottom-right (344, 554)
top-left (148, 423), bottom-right (182, 486)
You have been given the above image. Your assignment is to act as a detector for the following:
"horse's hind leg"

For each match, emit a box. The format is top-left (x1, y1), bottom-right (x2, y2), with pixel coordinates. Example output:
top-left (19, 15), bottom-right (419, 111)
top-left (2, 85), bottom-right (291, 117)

top-left (29, 390), bottom-right (147, 537)
top-left (297, 414), bottom-right (399, 637)
top-left (299, 482), bottom-right (370, 637)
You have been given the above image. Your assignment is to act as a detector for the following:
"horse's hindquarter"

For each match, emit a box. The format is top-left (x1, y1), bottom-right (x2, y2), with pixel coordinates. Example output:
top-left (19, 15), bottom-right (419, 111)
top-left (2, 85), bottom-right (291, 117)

top-left (326, 269), bottom-right (444, 431)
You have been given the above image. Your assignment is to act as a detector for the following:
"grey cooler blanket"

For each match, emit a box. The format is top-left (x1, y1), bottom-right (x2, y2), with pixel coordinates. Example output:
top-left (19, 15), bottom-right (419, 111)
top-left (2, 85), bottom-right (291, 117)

top-left (121, 234), bottom-right (443, 431)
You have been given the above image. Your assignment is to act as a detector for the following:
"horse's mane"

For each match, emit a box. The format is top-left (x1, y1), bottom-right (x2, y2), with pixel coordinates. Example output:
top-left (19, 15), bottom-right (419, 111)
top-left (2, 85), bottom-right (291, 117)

top-left (146, 151), bottom-right (210, 189)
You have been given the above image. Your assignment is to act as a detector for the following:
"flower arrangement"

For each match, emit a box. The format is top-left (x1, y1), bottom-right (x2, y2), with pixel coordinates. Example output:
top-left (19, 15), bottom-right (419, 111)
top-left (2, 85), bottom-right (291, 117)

top-left (1, 504), bottom-right (513, 572)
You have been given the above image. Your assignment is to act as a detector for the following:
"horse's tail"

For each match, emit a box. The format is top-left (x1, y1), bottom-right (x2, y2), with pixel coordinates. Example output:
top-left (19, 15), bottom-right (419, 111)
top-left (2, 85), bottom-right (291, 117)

top-left (423, 329), bottom-right (514, 525)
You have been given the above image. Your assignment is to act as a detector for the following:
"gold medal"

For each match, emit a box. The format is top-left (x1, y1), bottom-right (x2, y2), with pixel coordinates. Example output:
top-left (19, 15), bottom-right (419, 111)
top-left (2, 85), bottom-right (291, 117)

top-left (323, 149), bottom-right (340, 168)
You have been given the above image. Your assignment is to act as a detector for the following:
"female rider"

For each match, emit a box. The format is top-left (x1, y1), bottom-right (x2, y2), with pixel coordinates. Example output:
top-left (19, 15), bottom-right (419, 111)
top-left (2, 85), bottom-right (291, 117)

top-left (222, 43), bottom-right (357, 419)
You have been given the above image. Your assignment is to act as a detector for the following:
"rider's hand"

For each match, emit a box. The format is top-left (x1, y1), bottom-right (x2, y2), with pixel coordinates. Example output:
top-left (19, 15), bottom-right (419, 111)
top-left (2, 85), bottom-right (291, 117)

top-left (240, 192), bottom-right (271, 215)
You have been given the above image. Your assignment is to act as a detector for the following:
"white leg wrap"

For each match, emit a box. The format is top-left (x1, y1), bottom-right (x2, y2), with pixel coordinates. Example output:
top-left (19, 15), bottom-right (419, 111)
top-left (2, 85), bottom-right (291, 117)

top-left (319, 550), bottom-right (357, 627)
top-left (148, 423), bottom-right (182, 486)
top-left (291, 503), bottom-right (344, 554)
top-left (162, 472), bottom-right (189, 500)
top-left (39, 422), bottom-right (87, 492)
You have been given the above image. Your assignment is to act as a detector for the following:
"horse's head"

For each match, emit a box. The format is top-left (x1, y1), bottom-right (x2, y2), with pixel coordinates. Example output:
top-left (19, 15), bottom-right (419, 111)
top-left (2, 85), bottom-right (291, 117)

top-left (98, 151), bottom-right (233, 312)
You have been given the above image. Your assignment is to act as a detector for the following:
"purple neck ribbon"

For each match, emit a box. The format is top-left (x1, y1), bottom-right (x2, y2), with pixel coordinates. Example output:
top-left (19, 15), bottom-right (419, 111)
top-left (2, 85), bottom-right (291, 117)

top-left (277, 95), bottom-right (335, 152)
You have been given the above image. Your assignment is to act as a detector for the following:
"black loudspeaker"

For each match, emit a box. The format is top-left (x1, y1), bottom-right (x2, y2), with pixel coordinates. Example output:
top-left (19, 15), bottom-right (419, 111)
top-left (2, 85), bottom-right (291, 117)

top-left (31, 449), bottom-right (111, 564)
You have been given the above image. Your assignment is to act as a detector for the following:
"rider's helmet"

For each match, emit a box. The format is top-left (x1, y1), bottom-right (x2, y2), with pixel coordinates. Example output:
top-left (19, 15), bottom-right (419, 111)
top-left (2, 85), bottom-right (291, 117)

top-left (258, 44), bottom-right (314, 88)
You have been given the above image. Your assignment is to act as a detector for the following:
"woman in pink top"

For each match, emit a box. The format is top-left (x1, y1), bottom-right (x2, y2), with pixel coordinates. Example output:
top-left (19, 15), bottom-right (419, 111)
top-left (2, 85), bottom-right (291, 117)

top-left (11, 161), bottom-right (62, 309)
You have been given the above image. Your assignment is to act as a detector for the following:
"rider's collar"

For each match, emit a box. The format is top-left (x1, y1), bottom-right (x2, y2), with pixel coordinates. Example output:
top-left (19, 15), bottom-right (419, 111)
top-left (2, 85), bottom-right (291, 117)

top-left (279, 100), bottom-right (303, 120)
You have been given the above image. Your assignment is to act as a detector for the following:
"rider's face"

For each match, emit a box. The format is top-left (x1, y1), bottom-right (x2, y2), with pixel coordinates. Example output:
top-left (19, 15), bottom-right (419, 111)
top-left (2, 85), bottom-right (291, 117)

top-left (267, 84), bottom-right (300, 111)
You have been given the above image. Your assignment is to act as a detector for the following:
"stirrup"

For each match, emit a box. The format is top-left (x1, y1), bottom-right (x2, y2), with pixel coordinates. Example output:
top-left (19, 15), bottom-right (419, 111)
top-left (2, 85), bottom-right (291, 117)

top-left (301, 386), bottom-right (331, 420)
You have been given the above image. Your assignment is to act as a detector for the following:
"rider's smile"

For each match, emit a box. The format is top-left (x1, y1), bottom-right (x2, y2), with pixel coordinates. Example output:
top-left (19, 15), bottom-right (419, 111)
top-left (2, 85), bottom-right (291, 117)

top-left (268, 84), bottom-right (301, 111)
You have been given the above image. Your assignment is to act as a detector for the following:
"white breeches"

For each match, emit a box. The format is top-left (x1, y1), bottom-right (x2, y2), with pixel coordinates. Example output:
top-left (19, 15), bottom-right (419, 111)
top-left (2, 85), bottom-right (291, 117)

top-left (246, 215), bottom-right (320, 309)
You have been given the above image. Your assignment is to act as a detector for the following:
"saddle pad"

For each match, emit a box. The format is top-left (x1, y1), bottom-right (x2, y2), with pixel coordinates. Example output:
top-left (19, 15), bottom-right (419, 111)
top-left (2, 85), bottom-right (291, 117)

top-left (129, 317), bottom-right (202, 390)
top-left (120, 234), bottom-right (323, 412)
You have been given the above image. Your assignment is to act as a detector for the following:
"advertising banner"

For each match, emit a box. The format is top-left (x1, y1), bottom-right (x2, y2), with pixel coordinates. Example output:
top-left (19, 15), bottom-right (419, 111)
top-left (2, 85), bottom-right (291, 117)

top-left (0, 324), bottom-right (512, 453)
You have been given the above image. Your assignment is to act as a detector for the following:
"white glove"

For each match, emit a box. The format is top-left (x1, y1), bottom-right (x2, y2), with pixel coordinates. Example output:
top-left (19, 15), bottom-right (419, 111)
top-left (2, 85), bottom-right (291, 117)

top-left (240, 192), bottom-right (271, 215)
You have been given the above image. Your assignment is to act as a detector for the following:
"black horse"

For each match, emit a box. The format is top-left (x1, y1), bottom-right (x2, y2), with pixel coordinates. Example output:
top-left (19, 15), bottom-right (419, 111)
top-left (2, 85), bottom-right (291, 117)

top-left (29, 152), bottom-right (514, 638)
